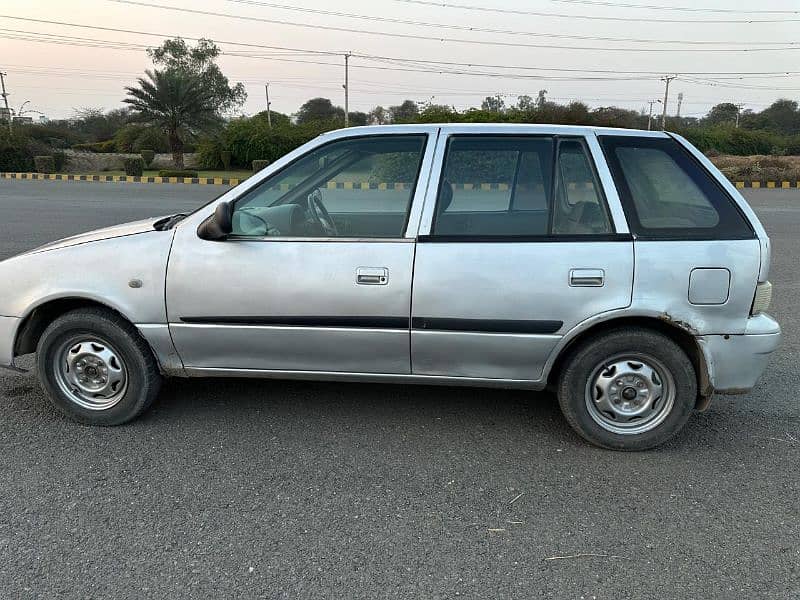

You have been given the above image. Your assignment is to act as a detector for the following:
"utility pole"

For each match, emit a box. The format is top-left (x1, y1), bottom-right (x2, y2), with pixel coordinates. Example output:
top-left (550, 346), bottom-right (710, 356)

top-left (647, 99), bottom-right (661, 131)
top-left (676, 92), bottom-right (683, 118)
top-left (264, 83), bottom-right (271, 127)
top-left (660, 75), bottom-right (677, 130)
top-left (343, 52), bottom-right (351, 127)
top-left (735, 103), bottom-right (745, 128)
top-left (0, 72), bottom-right (11, 134)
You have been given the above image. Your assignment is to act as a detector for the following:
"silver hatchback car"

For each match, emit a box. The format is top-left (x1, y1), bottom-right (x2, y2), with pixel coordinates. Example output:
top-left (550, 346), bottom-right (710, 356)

top-left (0, 124), bottom-right (780, 449)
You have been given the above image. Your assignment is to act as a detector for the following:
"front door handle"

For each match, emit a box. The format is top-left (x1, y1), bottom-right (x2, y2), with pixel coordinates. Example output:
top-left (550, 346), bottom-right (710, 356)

top-left (357, 267), bottom-right (388, 285)
top-left (570, 268), bottom-right (605, 287)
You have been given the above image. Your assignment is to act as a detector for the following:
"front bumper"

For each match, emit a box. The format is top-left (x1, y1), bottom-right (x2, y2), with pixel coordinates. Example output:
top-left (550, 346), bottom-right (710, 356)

top-left (698, 313), bottom-right (781, 394)
top-left (0, 316), bottom-right (22, 372)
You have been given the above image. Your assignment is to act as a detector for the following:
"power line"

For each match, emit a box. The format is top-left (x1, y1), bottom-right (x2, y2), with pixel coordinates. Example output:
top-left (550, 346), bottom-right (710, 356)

top-left (387, 0), bottom-right (800, 24)
top-left (3, 16), bottom-right (799, 79)
top-left (101, 0), bottom-right (800, 52)
top-left (544, 0), bottom-right (799, 14)
top-left (221, 0), bottom-right (795, 46)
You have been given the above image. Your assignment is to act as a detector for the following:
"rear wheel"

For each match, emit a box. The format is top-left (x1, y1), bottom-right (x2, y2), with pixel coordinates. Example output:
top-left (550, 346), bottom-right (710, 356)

top-left (37, 307), bottom-right (162, 425)
top-left (557, 328), bottom-right (696, 450)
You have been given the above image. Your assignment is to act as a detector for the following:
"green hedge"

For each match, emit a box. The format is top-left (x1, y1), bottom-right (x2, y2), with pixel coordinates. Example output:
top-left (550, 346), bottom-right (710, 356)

top-left (157, 169), bottom-right (198, 178)
top-left (34, 155), bottom-right (56, 173)
top-left (140, 149), bottom-right (155, 167)
top-left (123, 157), bottom-right (144, 177)
top-left (72, 140), bottom-right (117, 153)
top-left (0, 130), bottom-right (34, 171)
top-left (197, 116), bottom-right (331, 169)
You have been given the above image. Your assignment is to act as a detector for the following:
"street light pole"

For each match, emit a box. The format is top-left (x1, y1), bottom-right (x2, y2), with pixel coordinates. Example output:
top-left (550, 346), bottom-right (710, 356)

top-left (343, 52), bottom-right (351, 127)
top-left (660, 75), bottom-right (677, 131)
top-left (646, 99), bottom-right (661, 131)
top-left (0, 72), bottom-right (12, 134)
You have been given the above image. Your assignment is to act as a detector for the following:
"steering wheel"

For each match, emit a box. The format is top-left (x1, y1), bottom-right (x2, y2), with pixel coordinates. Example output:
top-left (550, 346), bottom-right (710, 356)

top-left (307, 189), bottom-right (339, 236)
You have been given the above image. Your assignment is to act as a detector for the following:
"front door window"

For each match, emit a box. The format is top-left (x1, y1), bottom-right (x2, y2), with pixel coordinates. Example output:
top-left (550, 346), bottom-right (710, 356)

top-left (231, 135), bottom-right (428, 238)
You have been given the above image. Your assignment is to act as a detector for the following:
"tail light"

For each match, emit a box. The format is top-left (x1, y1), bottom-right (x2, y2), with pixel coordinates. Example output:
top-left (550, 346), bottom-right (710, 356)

top-left (751, 281), bottom-right (773, 315)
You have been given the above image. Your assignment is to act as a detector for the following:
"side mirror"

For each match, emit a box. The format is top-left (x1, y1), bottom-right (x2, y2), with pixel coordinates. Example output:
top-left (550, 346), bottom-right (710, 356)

top-left (197, 201), bottom-right (233, 240)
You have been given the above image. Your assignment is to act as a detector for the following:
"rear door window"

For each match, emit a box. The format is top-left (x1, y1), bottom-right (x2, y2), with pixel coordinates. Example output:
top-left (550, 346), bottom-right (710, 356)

top-left (432, 135), bottom-right (613, 237)
top-left (599, 136), bottom-right (753, 239)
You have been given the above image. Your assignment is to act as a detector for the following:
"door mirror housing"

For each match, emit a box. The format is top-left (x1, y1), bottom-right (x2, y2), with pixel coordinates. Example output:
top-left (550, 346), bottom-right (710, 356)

top-left (197, 201), bottom-right (233, 240)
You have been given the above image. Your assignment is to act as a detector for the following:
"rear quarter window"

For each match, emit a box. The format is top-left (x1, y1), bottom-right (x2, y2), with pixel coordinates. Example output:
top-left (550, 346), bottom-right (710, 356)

top-left (599, 135), bottom-right (754, 240)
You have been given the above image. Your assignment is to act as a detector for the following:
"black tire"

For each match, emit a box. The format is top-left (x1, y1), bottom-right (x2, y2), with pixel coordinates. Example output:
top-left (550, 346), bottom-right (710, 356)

top-left (36, 307), bottom-right (162, 425)
top-left (557, 327), bottom-right (696, 451)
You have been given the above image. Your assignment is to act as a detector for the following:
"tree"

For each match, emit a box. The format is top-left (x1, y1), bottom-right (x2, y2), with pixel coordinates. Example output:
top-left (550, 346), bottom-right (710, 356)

top-left (296, 98), bottom-right (344, 124)
top-left (148, 38), bottom-right (246, 114)
top-left (369, 105), bottom-right (390, 124)
top-left (124, 69), bottom-right (220, 169)
top-left (348, 111), bottom-right (369, 126)
top-left (389, 100), bottom-right (419, 122)
top-left (254, 110), bottom-right (291, 127)
top-left (755, 99), bottom-right (800, 134)
top-left (69, 107), bottom-right (130, 141)
top-left (516, 95), bottom-right (535, 111)
top-left (705, 103), bottom-right (740, 126)
top-left (481, 94), bottom-right (505, 113)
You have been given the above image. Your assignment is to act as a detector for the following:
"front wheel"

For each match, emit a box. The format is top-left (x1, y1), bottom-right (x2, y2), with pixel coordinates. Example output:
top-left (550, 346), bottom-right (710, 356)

top-left (557, 328), bottom-right (697, 450)
top-left (37, 308), bottom-right (162, 425)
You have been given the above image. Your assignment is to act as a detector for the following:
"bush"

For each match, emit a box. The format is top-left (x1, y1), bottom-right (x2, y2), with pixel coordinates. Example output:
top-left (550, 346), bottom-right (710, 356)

top-left (114, 124), bottom-right (169, 153)
top-left (72, 140), bottom-right (116, 153)
top-left (158, 169), bottom-right (198, 178)
top-left (197, 118), bottom-right (325, 169)
top-left (140, 149), bottom-right (155, 167)
top-left (0, 130), bottom-right (34, 171)
top-left (220, 150), bottom-right (232, 170)
top-left (679, 125), bottom-right (782, 156)
top-left (123, 157), bottom-right (144, 176)
top-left (52, 150), bottom-right (67, 172)
top-left (252, 159), bottom-right (270, 172)
top-left (33, 155), bottom-right (56, 173)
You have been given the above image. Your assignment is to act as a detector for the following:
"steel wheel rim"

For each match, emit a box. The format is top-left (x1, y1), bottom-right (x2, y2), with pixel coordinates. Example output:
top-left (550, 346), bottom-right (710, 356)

top-left (53, 336), bottom-right (128, 411)
top-left (584, 352), bottom-right (675, 435)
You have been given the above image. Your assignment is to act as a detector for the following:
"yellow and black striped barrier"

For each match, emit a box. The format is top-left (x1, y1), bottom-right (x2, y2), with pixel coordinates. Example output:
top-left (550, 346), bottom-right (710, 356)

top-left (0, 172), bottom-right (244, 185)
top-left (2, 172), bottom-right (799, 190)
top-left (734, 181), bottom-right (800, 189)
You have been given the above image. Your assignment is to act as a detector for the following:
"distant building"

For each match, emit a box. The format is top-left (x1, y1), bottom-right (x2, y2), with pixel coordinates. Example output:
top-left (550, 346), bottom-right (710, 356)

top-left (12, 116), bottom-right (33, 125)
top-left (38, 115), bottom-right (49, 124)
top-left (0, 107), bottom-right (10, 122)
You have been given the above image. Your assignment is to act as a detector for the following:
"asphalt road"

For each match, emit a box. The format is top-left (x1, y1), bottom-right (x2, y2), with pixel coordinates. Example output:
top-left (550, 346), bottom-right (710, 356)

top-left (0, 180), bottom-right (797, 599)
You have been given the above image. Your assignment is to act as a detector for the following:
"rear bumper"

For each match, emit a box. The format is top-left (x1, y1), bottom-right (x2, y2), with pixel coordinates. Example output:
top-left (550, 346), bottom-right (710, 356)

top-left (698, 313), bottom-right (781, 394)
top-left (0, 316), bottom-right (22, 372)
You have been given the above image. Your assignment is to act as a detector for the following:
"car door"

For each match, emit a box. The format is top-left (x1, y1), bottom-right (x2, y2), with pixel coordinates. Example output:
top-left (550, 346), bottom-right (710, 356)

top-left (166, 129), bottom-right (437, 375)
top-left (410, 128), bottom-right (634, 382)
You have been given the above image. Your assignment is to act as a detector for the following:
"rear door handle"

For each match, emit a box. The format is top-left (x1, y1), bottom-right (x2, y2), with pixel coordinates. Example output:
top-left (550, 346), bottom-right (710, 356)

top-left (570, 268), bottom-right (605, 287)
top-left (357, 267), bottom-right (388, 285)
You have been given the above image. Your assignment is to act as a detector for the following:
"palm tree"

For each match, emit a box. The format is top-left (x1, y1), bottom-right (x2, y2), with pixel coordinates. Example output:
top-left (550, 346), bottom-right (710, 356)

top-left (124, 69), bottom-right (219, 169)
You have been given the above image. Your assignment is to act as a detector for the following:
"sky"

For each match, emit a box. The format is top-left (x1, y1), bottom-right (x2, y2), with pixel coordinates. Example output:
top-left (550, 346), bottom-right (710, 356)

top-left (1, 0), bottom-right (799, 121)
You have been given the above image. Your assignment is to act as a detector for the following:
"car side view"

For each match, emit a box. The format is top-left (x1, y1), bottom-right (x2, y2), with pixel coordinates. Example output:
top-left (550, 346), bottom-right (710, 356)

top-left (0, 124), bottom-right (780, 450)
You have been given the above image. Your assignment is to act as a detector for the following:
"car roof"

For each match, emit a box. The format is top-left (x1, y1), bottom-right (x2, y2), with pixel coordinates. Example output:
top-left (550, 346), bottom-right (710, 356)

top-left (322, 123), bottom-right (670, 138)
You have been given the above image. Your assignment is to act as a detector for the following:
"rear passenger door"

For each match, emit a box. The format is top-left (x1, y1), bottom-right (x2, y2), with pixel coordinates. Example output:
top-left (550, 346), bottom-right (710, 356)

top-left (410, 131), bottom-right (634, 382)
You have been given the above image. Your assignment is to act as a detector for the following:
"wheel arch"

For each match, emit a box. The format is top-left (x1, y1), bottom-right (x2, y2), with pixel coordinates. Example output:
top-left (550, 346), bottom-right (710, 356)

top-left (545, 315), bottom-right (712, 408)
top-left (14, 296), bottom-right (137, 358)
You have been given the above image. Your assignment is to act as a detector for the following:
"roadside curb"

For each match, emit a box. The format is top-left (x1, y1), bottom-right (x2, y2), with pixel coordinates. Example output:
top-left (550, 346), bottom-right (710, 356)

top-left (0, 172), bottom-right (243, 185)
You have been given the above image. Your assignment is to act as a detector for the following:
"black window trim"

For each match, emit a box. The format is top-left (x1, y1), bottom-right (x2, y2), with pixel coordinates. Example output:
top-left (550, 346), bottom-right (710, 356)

top-left (598, 134), bottom-right (756, 241)
top-left (227, 132), bottom-right (431, 241)
top-left (425, 133), bottom-right (617, 242)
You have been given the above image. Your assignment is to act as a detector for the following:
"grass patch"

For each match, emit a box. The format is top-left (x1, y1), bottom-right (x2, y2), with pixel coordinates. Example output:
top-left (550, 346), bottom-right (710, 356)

top-left (710, 155), bottom-right (800, 181)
